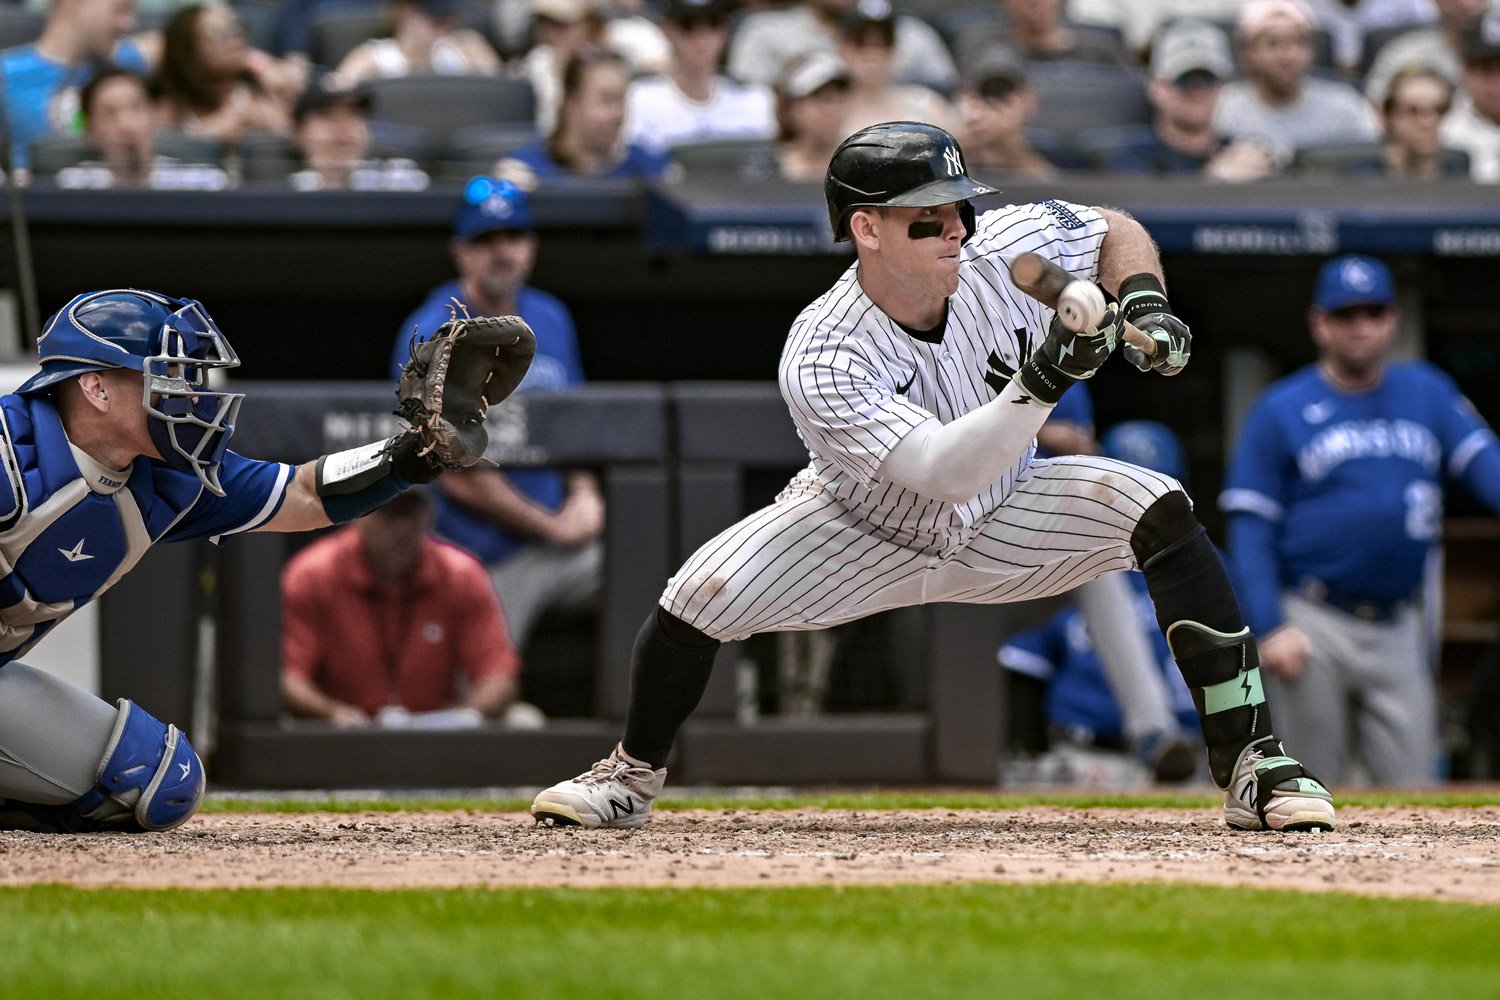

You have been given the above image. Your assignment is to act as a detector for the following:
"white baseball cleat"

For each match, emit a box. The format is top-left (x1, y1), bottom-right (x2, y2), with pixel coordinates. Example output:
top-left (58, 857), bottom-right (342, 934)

top-left (1223, 738), bottom-right (1336, 832)
top-left (531, 743), bottom-right (666, 830)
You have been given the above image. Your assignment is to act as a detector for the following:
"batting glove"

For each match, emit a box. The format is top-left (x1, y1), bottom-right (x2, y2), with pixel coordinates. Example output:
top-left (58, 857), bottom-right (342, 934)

top-left (1014, 300), bottom-right (1121, 405)
top-left (1118, 273), bottom-right (1191, 376)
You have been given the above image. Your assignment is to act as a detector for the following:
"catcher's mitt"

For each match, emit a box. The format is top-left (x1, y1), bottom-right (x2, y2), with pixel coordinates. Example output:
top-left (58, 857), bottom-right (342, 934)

top-left (395, 312), bottom-right (536, 470)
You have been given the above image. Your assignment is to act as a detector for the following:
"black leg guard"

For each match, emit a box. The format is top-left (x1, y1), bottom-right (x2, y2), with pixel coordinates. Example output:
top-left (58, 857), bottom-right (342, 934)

top-left (1132, 493), bottom-right (1243, 636)
top-left (621, 606), bottom-right (721, 769)
top-left (1166, 622), bottom-right (1275, 788)
top-left (1133, 492), bottom-right (1273, 787)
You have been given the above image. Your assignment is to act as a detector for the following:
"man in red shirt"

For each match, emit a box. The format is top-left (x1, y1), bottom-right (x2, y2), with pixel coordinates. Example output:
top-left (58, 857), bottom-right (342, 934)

top-left (281, 487), bottom-right (526, 727)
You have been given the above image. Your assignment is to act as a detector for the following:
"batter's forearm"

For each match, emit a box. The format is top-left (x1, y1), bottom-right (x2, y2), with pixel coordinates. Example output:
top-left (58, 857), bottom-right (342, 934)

top-left (877, 380), bottom-right (1055, 503)
top-left (1095, 208), bottom-right (1165, 296)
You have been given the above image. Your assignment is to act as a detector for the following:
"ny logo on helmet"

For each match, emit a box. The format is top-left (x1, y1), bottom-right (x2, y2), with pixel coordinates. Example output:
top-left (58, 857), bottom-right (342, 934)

top-left (943, 145), bottom-right (963, 177)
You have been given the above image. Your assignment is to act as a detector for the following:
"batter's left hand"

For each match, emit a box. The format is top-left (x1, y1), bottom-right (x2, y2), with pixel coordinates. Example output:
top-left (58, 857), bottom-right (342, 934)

top-left (1123, 313), bottom-right (1191, 376)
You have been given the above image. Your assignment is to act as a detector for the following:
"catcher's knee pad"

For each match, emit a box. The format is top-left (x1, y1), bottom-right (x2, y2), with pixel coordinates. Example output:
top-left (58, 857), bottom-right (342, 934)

top-left (1130, 489), bottom-right (1197, 567)
top-left (70, 700), bottom-right (204, 832)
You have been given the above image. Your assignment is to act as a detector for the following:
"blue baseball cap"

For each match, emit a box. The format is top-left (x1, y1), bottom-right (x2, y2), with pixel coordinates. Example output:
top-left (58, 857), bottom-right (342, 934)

top-left (1101, 420), bottom-right (1187, 482)
top-left (1313, 255), bottom-right (1395, 311)
top-left (454, 177), bottom-right (534, 240)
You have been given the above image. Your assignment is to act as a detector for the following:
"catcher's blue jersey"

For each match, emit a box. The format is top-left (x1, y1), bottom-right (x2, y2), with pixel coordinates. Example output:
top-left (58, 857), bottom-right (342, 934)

top-left (0, 393), bottom-right (292, 664)
top-left (1220, 361), bottom-right (1500, 634)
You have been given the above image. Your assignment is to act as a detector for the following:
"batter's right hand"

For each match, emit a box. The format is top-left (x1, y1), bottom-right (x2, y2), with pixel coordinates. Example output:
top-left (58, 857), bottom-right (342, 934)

top-left (1259, 625), bottom-right (1311, 682)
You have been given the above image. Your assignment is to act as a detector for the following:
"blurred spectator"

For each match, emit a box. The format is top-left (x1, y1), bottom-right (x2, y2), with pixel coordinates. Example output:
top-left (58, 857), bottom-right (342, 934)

top-left (1364, 0), bottom-right (1488, 107)
top-left (288, 73), bottom-right (430, 190)
top-left (1000, 419), bottom-right (1203, 789)
top-left (519, 0), bottom-right (669, 137)
top-left (1377, 65), bottom-right (1467, 176)
top-left (389, 179), bottom-right (605, 656)
top-left (1302, 0), bottom-right (1438, 74)
top-left (334, 0), bottom-right (502, 86)
top-left (281, 488), bottom-right (536, 730)
top-left (954, 49), bottom-right (1056, 177)
top-left (727, 0), bottom-right (957, 96)
top-left (0, 0), bottom-right (143, 171)
top-left (153, 2), bottom-right (292, 143)
top-left (1213, 0), bottom-right (1380, 167)
top-left (953, 0), bottom-right (1133, 75)
top-left (500, 48), bottom-right (677, 180)
top-left (1440, 10), bottom-right (1500, 181)
top-left (771, 50), bottom-right (852, 181)
top-left (1221, 254), bottom-right (1500, 786)
top-left (622, 0), bottom-right (776, 153)
top-left (839, 0), bottom-right (958, 134)
top-left (1097, 19), bottom-right (1279, 181)
top-left (54, 66), bottom-right (230, 189)
top-left (1065, 0), bottom-right (1245, 57)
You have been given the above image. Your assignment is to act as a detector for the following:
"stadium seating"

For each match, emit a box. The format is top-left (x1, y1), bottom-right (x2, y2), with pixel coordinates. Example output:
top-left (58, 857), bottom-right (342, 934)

top-left (364, 74), bottom-right (536, 142)
top-left (308, 7), bottom-right (386, 69)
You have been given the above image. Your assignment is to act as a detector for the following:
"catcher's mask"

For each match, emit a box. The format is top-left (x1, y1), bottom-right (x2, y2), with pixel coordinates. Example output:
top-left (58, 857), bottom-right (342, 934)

top-left (17, 289), bottom-right (245, 496)
top-left (825, 121), bottom-right (1001, 243)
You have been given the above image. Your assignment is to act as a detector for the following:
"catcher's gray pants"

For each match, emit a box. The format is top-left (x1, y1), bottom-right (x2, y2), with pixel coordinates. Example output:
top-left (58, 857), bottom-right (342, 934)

top-left (0, 662), bottom-right (118, 804)
top-left (1262, 592), bottom-right (1437, 787)
top-left (489, 538), bottom-right (603, 651)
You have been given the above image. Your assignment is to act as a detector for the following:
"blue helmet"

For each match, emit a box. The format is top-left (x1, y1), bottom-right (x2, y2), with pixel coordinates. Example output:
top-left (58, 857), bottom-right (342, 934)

top-left (1100, 420), bottom-right (1187, 482)
top-left (18, 289), bottom-right (245, 496)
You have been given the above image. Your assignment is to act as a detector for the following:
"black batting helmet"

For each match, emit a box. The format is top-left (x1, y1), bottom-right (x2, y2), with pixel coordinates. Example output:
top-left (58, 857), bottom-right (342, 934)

top-left (825, 121), bottom-right (1000, 242)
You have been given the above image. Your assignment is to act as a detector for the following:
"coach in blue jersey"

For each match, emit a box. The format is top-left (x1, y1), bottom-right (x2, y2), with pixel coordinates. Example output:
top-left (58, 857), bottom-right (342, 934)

top-left (0, 288), bottom-right (526, 833)
top-left (1222, 255), bottom-right (1500, 785)
top-left (390, 177), bottom-right (603, 655)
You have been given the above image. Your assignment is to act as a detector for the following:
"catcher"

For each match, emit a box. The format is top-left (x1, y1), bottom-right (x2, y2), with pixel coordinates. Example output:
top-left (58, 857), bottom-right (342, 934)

top-left (0, 288), bottom-right (533, 833)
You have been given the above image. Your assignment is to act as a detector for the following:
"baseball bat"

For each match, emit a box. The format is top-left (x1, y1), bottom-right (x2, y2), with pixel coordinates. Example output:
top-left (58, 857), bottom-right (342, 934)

top-left (1008, 251), bottom-right (1156, 358)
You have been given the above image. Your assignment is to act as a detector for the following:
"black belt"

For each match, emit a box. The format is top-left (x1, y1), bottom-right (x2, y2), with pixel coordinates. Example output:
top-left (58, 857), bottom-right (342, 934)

top-left (1296, 580), bottom-right (1407, 623)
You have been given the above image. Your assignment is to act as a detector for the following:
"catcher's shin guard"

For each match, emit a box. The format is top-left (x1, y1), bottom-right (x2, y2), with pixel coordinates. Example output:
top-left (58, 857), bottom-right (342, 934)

top-left (1166, 621), bottom-right (1274, 789)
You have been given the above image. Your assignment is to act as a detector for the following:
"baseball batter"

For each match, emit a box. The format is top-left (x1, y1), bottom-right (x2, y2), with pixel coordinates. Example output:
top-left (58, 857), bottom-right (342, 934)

top-left (0, 289), bottom-right (531, 833)
top-left (1222, 254), bottom-right (1500, 785)
top-left (532, 121), bottom-right (1335, 833)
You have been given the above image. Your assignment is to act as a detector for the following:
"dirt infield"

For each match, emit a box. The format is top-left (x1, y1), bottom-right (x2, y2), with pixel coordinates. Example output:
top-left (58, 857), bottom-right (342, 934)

top-left (2, 806), bottom-right (1497, 902)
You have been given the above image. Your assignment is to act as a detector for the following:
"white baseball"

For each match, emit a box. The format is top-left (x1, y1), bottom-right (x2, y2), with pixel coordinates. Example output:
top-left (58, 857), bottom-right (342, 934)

top-left (1057, 280), bottom-right (1107, 332)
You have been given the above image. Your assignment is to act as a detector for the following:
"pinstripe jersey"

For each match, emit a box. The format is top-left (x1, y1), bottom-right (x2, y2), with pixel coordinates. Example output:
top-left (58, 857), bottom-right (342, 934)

top-left (662, 200), bottom-right (1179, 642)
top-left (779, 199), bottom-right (1108, 548)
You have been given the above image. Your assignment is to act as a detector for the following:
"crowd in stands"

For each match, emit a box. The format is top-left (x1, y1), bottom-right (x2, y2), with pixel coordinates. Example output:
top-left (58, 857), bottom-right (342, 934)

top-left (3, 0), bottom-right (1499, 189)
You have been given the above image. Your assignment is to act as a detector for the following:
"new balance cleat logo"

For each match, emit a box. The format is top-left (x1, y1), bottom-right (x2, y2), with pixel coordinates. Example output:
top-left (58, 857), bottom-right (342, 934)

top-left (609, 798), bottom-right (635, 819)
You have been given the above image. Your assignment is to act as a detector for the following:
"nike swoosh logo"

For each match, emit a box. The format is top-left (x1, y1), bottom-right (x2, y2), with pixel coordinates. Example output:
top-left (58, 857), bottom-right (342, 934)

top-left (895, 370), bottom-right (917, 395)
top-left (59, 539), bottom-right (93, 563)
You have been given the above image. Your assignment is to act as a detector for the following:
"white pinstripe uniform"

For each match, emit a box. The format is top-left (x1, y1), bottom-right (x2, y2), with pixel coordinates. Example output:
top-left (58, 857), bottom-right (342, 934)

top-left (662, 200), bottom-right (1183, 642)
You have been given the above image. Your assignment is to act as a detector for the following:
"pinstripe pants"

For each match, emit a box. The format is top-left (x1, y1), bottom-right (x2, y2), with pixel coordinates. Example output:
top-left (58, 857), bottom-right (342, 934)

top-left (662, 455), bottom-right (1182, 642)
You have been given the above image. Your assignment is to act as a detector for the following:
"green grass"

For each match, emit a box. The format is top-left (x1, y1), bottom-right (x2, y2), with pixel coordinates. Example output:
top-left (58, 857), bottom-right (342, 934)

top-left (3, 883), bottom-right (1496, 1000)
top-left (201, 786), bottom-right (1500, 815)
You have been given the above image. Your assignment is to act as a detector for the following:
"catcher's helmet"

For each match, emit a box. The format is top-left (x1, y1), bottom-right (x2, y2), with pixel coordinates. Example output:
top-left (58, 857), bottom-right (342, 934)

top-left (1101, 420), bottom-right (1187, 482)
top-left (825, 121), bottom-right (1000, 242)
top-left (18, 289), bottom-right (245, 496)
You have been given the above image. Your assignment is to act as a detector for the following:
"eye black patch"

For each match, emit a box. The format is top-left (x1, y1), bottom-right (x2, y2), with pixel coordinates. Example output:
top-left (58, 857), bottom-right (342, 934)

top-left (907, 220), bottom-right (945, 239)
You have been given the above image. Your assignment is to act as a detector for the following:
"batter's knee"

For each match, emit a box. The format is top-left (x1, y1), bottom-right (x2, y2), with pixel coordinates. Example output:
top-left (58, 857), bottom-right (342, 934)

top-left (1130, 489), bottom-right (1200, 567)
top-left (71, 700), bottom-right (205, 833)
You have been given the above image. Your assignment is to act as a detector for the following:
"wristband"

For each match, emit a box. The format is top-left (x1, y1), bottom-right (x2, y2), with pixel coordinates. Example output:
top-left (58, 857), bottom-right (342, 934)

top-left (314, 432), bottom-right (437, 524)
top-left (1117, 273), bottom-right (1172, 324)
top-left (1012, 355), bottom-right (1071, 406)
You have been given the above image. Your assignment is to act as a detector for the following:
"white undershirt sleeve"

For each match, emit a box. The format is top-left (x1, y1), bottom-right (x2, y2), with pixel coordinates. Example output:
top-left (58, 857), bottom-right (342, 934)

top-left (876, 379), bottom-right (1057, 503)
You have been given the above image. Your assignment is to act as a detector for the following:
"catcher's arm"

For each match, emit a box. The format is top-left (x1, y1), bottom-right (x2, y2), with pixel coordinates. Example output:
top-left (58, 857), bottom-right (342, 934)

top-left (261, 314), bottom-right (536, 531)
